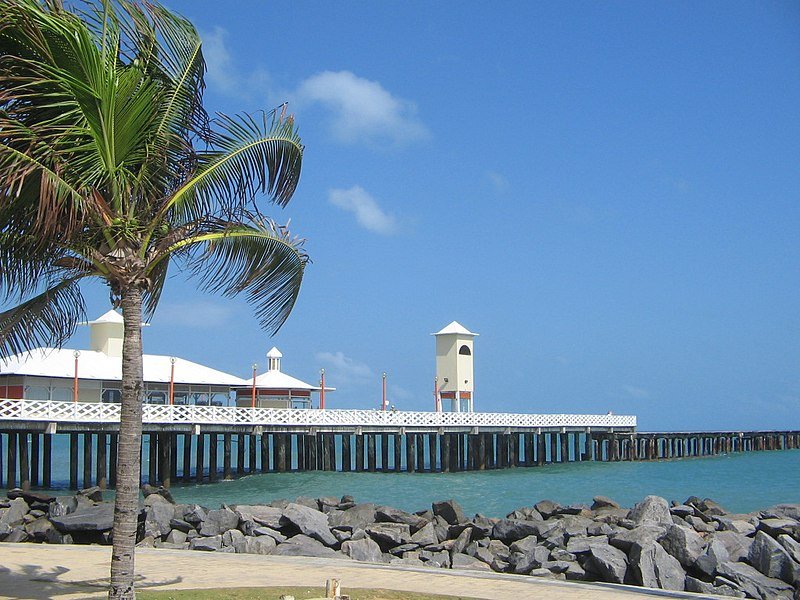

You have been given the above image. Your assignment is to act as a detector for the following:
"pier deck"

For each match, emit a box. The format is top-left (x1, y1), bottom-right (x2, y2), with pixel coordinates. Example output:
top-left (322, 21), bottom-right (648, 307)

top-left (0, 399), bottom-right (797, 492)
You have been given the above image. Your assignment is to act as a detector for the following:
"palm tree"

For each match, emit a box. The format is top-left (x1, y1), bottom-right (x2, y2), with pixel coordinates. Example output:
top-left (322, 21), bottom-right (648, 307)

top-left (0, 1), bottom-right (306, 598)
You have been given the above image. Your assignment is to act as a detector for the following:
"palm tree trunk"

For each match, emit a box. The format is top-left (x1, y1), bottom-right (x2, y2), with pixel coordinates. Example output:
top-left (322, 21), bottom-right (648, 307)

top-left (109, 285), bottom-right (144, 600)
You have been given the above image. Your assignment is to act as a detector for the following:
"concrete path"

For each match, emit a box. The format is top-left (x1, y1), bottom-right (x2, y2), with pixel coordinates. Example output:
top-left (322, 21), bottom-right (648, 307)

top-left (0, 543), bottom-right (726, 600)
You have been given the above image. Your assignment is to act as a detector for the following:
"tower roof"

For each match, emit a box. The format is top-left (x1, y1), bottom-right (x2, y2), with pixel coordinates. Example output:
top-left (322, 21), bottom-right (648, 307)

top-left (88, 309), bottom-right (124, 325)
top-left (432, 321), bottom-right (479, 336)
top-left (266, 347), bottom-right (283, 359)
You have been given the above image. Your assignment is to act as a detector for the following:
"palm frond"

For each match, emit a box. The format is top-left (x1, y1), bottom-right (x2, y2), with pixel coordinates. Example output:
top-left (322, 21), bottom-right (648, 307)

top-left (0, 275), bottom-right (87, 357)
top-left (153, 219), bottom-right (307, 334)
top-left (156, 111), bottom-right (303, 228)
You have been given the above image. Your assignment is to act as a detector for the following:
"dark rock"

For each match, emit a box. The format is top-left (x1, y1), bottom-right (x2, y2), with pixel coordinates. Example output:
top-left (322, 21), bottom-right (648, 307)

top-left (777, 534), bottom-right (800, 564)
top-left (685, 576), bottom-right (745, 597)
top-left (534, 500), bottom-right (561, 519)
top-left (669, 504), bottom-right (695, 518)
top-left (281, 503), bottom-right (337, 546)
top-left (141, 484), bottom-right (175, 504)
top-left (491, 519), bottom-right (541, 543)
top-left (609, 524), bottom-right (666, 551)
top-left (765, 504), bottom-right (800, 521)
top-left (587, 522), bottom-right (614, 536)
top-left (509, 546), bottom-right (549, 574)
top-left (292, 496), bottom-right (320, 510)
top-left (451, 553), bottom-right (493, 571)
top-left (758, 517), bottom-right (800, 539)
top-left (628, 541), bottom-right (685, 591)
top-left (273, 534), bottom-right (343, 558)
top-left (327, 504), bottom-right (377, 532)
top-left (24, 516), bottom-right (55, 542)
top-left (747, 530), bottom-right (797, 585)
top-left (145, 502), bottom-right (174, 538)
top-left (0, 497), bottom-right (29, 527)
top-left (695, 537), bottom-right (731, 578)
top-left (376, 506), bottom-right (427, 532)
top-left (77, 487), bottom-right (104, 502)
top-left (685, 515), bottom-right (716, 533)
top-left (49, 496), bottom-right (78, 518)
top-left (365, 523), bottom-right (411, 548)
top-left (717, 560), bottom-right (794, 599)
top-left (714, 530), bottom-right (753, 562)
top-left (190, 535), bottom-right (222, 551)
top-left (629, 496), bottom-right (672, 527)
top-left (409, 522), bottom-right (437, 546)
top-left (7, 489), bottom-right (56, 505)
top-left (5, 527), bottom-right (29, 542)
top-left (450, 526), bottom-right (473, 556)
top-left (165, 529), bottom-right (187, 545)
top-left (232, 505), bottom-right (284, 529)
top-left (252, 526), bottom-right (286, 543)
top-left (586, 543), bottom-right (628, 584)
top-left (50, 503), bottom-right (115, 532)
top-left (431, 499), bottom-right (466, 525)
top-left (183, 505), bottom-right (207, 525)
top-left (221, 529), bottom-right (245, 548)
top-left (199, 508), bottom-right (239, 537)
top-left (168, 518), bottom-right (193, 534)
top-left (506, 507), bottom-right (543, 521)
top-left (235, 535), bottom-right (276, 555)
top-left (657, 523), bottom-right (705, 568)
top-left (420, 548), bottom-right (450, 568)
top-left (591, 496), bottom-right (620, 510)
top-left (342, 537), bottom-right (385, 562)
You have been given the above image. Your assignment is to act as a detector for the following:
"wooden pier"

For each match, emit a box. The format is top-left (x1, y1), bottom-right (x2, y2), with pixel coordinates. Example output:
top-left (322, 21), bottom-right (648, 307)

top-left (0, 399), bottom-right (796, 491)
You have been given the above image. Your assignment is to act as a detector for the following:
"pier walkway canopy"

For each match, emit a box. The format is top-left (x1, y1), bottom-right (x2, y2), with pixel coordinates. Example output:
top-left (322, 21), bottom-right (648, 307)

top-left (0, 310), bottom-right (245, 406)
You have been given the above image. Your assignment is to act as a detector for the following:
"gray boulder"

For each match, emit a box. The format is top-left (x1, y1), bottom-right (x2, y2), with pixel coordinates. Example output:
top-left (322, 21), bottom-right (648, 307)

top-left (375, 506), bottom-right (427, 532)
top-left (273, 534), bottom-right (342, 558)
top-left (164, 529), bottom-right (187, 545)
top-left (232, 505), bottom-right (284, 529)
top-left (252, 526), bottom-right (286, 543)
top-left (658, 523), bottom-right (705, 568)
top-left (409, 522), bottom-right (438, 546)
top-left (235, 535), bottom-right (276, 555)
top-left (491, 519), bottom-right (541, 543)
top-left (715, 530), bottom-right (753, 562)
top-left (777, 534), bottom-right (800, 564)
top-left (327, 503), bottom-right (377, 532)
top-left (758, 518), bottom-right (800, 539)
top-left (451, 553), bottom-right (493, 571)
top-left (280, 503), bottom-right (337, 546)
top-left (50, 503), bottom-right (115, 532)
top-left (199, 508), bottom-right (239, 537)
top-left (591, 496), bottom-right (620, 510)
top-left (432, 499), bottom-right (466, 525)
top-left (629, 496), bottom-right (672, 527)
top-left (145, 501), bottom-right (174, 538)
top-left (717, 560), bottom-right (794, 599)
top-left (509, 546), bottom-right (549, 574)
top-left (365, 523), bottom-right (411, 548)
top-left (609, 524), bottom-right (666, 551)
top-left (341, 537), bottom-right (384, 562)
top-left (0, 498), bottom-right (29, 527)
top-left (685, 576), bottom-right (745, 597)
top-left (49, 496), bottom-right (78, 518)
top-left (586, 543), bottom-right (628, 583)
top-left (629, 541), bottom-right (685, 591)
top-left (190, 535), bottom-right (222, 551)
top-left (534, 500), bottom-right (561, 518)
top-left (748, 530), bottom-right (797, 585)
top-left (695, 537), bottom-right (731, 578)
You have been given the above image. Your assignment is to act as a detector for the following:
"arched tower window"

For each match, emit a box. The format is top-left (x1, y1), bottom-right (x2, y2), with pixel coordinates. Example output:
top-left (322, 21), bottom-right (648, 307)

top-left (458, 344), bottom-right (471, 356)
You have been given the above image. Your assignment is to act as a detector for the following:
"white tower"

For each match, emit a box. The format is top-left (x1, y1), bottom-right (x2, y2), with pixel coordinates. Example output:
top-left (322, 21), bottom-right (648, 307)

top-left (88, 309), bottom-right (125, 358)
top-left (433, 321), bottom-right (478, 412)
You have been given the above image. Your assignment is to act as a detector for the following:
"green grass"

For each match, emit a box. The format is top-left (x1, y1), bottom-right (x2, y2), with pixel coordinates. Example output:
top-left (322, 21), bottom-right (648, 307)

top-left (137, 587), bottom-right (481, 600)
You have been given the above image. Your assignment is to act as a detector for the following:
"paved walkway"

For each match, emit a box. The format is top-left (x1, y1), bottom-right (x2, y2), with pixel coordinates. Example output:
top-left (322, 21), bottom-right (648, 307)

top-left (0, 543), bottom-right (726, 600)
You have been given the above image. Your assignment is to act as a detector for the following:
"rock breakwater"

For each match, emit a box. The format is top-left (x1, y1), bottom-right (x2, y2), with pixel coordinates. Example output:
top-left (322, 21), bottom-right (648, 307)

top-left (2, 486), bottom-right (799, 598)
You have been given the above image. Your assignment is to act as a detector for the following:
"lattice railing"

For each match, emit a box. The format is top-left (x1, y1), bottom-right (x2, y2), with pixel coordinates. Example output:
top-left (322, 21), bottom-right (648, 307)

top-left (0, 398), bottom-right (637, 430)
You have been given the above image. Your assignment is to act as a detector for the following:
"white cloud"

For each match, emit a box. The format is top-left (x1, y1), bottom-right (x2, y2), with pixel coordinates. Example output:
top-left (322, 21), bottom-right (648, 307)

top-left (200, 27), bottom-right (272, 101)
top-left (155, 300), bottom-right (233, 329)
top-left (487, 171), bottom-right (510, 193)
top-left (328, 186), bottom-right (398, 235)
top-left (295, 71), bottom-right (429, 146)
top-left (316, 351), bottom-right (374, 382)
top-left (622, 385), bottom-right (650, 399)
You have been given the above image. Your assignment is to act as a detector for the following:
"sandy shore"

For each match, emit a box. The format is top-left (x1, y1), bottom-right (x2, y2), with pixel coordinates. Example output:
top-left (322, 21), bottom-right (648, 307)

top-left (0, 543), bottom-right (728, 600)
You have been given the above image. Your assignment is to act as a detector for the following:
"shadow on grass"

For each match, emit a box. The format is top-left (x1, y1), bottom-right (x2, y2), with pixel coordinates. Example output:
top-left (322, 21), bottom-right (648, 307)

top-left (0, 563), bottom-right (182, 599)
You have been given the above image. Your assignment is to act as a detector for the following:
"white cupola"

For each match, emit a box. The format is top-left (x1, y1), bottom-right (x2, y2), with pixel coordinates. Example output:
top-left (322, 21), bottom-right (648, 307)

top-left (267, 347), bottom-right (283, 372)
top-left (432, 321), bottom-right (478, 412)
top-left (88, 310), bottom-right (125, 358)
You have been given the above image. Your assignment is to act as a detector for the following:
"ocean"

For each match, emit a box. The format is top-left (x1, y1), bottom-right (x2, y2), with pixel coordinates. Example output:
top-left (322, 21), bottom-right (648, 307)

top-left (38, 440), bottom-right (800, 517)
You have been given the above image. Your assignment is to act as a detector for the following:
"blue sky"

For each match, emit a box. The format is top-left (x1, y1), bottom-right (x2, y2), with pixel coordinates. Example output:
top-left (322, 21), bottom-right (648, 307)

top-left (70, 1), bottom-right (799, 431)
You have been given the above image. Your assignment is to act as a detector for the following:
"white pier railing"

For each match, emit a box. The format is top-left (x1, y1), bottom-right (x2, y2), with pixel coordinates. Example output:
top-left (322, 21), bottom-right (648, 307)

top-left (0, 398), bottom-right (636, 430)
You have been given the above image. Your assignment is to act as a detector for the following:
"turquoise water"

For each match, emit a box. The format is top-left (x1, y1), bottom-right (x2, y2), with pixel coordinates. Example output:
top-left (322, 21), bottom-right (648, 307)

top-left (159, 449), bottom-right (799, 517)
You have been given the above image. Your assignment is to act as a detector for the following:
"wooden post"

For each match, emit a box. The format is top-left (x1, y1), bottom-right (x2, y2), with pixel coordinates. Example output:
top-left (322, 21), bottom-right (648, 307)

top-left (560, 431), bottom-right (568, 463)
top-left (341, 434), bottom-right (351, 472)
top-left (223, 433), bottom-right (232, 479)
top-left (416, 433), bottom-right (425, 472)
top-left (261, 434), bottom-right (269, 472)
top-left (159, 433), bottom-right (171, 488)
top-left (148, 433), bottom-right (157, 484)
top-left (307, 434), bottom-right (317, 471)
top-left (355, 434), bottom-right (364, 472)
top-left (277, 434), bottom-right (287, 472)
top-left (208, 434), bottom-right (218, 482)
top-left (393, 434), bottom-right (401, 471)
top-left (7, 432), bottom-right (18, 489)
top-left (449, 433), bottom-right (459, 471)
top-left (170, 434), bottom-right (178, 482)
top-left (249, 434), bottom-right (257, 473)
top-left (509, 434), bottom-right (518, 467)
top-left (182, 434), bottom-right (192, 483)
top-left (42, 433), bottom-right (52, 488)
top-left (367, 434), bottom-right (376, 472)
top-left (573, 432), bottom-right (581, 462)
top-left (327, 434), bottom-right (335, 471)
top-left (109, 434), bottom-right (117, 487)
top-left (429, 434), bottom-right (438, 471)
top-left (406, 434), bottom-right (415, 472)
top-left (381, 433), bottom-right (389, 471)
top-left (441, 434), bottom-right (451, 472)
top-left (478, 434), bottom-right (487, 470)
top-left (68, 433), bottom-right (77, 489)
top-left (30, 433), bottom-right (40, 487)
top-left (97, 433), bottom-right (107, 489)
top-left (237, 433), bottom-right (245, 475)
top-left (82, 432), bottom-right (92, 488)
top-left (195, 432), bottom-right (205, 483)
top-left (19, 432), bottom-right (30, 491)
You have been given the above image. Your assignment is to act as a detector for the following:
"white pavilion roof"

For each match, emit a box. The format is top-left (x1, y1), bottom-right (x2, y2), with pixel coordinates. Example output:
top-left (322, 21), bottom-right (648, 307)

top-left (244, 369), bottom-right (321, 391)
top-left (432, 321), bottom-right (479, 336)
top-left (0, 348), bottom-right (247, 386)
